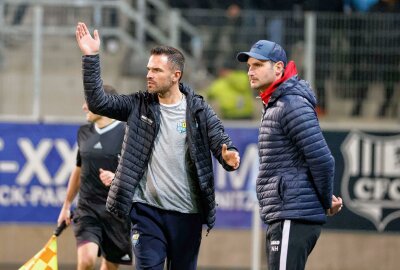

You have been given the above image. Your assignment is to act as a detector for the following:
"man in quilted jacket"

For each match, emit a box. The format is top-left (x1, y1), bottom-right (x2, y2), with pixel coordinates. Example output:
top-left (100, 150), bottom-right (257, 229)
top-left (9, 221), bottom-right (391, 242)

top-left (237, 40), bottom-right (342, 270)
top-left (75, 22), bottom-right (240, 270)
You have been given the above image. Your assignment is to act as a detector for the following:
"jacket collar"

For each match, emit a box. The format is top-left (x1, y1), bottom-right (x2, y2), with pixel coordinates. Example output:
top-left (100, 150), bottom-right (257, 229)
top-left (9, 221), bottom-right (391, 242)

top-left (260, 61), bottom-right (298, 104)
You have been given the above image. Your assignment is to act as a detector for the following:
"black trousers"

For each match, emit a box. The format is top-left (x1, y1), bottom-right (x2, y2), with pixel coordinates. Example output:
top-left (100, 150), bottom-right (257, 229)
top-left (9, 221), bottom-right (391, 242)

top-left (266, 220), bottom-right (322, 270)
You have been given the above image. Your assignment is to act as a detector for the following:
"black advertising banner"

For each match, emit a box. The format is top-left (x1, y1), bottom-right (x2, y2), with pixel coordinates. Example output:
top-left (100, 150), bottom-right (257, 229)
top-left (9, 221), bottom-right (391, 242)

top-left (324, 130), bottom-right (400, 232)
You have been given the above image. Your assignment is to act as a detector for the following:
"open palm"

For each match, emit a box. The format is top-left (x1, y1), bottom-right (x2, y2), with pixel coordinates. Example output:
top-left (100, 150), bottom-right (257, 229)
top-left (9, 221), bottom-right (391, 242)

top-left (221, 144), bottom-right (240, 169)
top-left (75, 22), bottom-right (100, 55)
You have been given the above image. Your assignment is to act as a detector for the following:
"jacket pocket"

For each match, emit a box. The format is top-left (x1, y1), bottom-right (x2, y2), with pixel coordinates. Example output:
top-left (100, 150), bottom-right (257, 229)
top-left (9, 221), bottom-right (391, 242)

top-left (277, 176), bottom-right (284, 201)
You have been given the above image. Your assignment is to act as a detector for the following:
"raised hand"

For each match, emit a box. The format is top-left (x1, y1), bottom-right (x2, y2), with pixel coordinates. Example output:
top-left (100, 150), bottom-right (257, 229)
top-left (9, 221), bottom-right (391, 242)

top-left (221, 144), bottom-right (240, 170)
top-left (75, 22), bottom-right (100, 55)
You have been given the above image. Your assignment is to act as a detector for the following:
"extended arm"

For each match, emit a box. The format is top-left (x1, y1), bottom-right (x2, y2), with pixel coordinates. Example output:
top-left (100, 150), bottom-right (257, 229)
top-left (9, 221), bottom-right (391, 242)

top-left (76, 22), bottom-right (133, 121)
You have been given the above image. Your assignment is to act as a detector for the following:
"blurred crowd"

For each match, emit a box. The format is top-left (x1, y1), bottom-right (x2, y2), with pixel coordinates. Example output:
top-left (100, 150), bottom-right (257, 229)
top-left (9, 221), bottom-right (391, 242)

top-left (1, 0), bottom-right (399, 120)
top-left (166, 0), bottom-right (400, 119)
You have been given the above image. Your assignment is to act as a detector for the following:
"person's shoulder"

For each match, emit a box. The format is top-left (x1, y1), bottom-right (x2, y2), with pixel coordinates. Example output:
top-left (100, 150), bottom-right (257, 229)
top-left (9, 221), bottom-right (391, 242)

top-left (77, 123), bottom-right (95, 142)
top-left (278, 93), bottom-right (314, 117)
top-left (78, 123), bottom-right (93, 133)
top-left (198, 95), bottom-right (213, 112)
top-left (187, 89), bottom-right (207, 106)
top-left (283, 79), bottom-right (315, 104)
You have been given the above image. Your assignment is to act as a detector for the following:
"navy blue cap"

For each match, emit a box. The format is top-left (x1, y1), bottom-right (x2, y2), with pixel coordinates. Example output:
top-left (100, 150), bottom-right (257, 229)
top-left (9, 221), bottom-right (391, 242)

top-left (236, 40), bottom-right (287, 66)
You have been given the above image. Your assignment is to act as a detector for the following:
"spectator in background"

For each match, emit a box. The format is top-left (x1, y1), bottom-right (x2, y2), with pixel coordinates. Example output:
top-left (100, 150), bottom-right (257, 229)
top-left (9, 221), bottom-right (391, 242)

top-left (57, 85), bottom-right (132, 269)
top-left (202, 64), bottom-right (257, 119)
top-left (237, 40), bottom-right (342, 270)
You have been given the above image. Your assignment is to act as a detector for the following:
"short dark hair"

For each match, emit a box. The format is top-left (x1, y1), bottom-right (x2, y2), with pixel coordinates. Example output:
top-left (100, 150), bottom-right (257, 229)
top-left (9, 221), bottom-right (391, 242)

top-left (150, 45), bottom-right (185, 80)
top-left (103, 84), bottom-right (117, 95)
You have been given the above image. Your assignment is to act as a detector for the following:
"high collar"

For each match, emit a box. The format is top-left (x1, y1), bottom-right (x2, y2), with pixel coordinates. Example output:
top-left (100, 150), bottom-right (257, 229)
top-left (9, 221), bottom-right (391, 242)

top-left (260, 61), bottom-right (298, 104)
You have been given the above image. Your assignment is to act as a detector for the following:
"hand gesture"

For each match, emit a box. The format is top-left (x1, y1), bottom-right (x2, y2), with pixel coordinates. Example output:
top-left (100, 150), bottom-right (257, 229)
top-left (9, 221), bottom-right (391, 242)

top-left (75, 22), bottom-right (100, 55)
top-left (99, 168), bottom-right (115, 187)
top-left (221, 144), bottom-right (240, 170)
top-left (327, 195), bottom-right (343, 216)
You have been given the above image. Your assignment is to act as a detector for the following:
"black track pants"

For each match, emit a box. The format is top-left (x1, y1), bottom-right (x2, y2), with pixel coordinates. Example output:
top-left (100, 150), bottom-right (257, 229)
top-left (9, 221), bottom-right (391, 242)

top-left (266, 220), bottom-right (322, 270)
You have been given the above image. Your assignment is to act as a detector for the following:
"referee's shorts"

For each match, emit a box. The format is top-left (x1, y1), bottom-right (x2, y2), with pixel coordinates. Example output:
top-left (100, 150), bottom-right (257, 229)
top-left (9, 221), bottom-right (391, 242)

top-left (73, 201), bottom-right (133, 265)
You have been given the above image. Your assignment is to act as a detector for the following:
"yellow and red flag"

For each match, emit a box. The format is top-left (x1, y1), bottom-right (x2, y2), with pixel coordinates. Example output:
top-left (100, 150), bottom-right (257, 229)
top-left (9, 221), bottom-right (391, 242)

top-left (19, 215), bottom-right (70, 270)
top-left (19, 234), bottom-right (58, 270)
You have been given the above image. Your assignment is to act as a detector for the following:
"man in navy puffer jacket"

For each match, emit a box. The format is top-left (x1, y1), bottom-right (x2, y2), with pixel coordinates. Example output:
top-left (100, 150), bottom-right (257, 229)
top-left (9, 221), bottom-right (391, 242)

top-left (237, 40), bottom-right (342, 270)
top-left (75, 22), bottom-right (241, 270)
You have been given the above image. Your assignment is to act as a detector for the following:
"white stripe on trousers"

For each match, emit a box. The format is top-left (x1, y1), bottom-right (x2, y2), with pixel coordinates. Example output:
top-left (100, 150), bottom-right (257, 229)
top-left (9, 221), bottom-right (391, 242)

top-left (279, 220), bottom-right (291, 270)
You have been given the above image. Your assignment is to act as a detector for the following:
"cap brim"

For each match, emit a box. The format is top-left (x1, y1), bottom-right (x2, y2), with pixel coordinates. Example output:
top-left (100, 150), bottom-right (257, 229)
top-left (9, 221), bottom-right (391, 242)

top-left (236, 52), bottom-right (269, 62)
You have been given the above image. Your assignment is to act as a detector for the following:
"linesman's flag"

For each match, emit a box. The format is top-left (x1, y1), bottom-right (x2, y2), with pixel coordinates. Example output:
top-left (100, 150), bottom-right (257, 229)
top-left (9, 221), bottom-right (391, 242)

top-left (19, 216), bottom-right (70, 270)
top-left (18, 235), bottom-right (58, 270)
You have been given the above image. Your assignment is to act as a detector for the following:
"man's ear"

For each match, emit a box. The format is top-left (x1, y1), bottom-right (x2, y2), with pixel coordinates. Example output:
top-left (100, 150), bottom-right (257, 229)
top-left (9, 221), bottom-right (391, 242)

top-left (172, 70), bottom-right (182, 83)
top-left (274, 61), bottom-right (285, 76)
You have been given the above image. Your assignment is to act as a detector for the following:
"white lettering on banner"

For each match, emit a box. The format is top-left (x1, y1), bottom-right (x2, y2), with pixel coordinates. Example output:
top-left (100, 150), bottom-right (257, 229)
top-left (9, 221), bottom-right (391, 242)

top-left (0, 137), bottom-right (19, 173)
top-left (216, 143), bottom-right (259, 189)
top-left (354, 178), bottom-right (400, 202)
top-left (216, 191), bottom-right (254, 211)
top-left (15, 138), bottom-right (77, 186)
top-left (53, 139), bottom-right (78, 185)
top-left (0, 185), bottom-right (26, 206)
top-left (29, 186), bottom-right (62, 206)
top-left (0, 185), bottom-right (67, 207)
top-left (16, 138), bottom-right (53, 186)
top-left (389, 180), bottom-right (400, 200)
top-left (341, 130), bottom-right (400, 231)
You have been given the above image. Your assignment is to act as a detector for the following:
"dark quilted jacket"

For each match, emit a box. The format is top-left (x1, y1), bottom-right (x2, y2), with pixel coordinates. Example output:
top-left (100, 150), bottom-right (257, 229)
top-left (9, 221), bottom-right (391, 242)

top-left (258, 75), bottom-right (335, 225)
top-left (82, 55), bottom-right (237, 230)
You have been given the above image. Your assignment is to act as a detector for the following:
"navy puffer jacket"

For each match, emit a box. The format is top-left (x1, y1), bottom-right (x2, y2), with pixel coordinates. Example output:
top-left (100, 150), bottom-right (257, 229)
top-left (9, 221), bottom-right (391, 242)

top-left (82, 55), bottom-right (237, 230)
top-left (258, 75), bottom-right (334, 225)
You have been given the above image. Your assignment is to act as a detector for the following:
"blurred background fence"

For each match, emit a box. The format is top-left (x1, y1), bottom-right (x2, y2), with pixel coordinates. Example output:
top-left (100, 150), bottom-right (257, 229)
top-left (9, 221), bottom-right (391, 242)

top-left (1, 0), bottom-right (400, 269)
top-left (0, 0), bottom-right (399, 122)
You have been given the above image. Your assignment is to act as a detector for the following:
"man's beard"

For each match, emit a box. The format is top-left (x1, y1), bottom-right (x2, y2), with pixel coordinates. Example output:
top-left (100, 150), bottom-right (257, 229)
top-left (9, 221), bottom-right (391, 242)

top-left (147, 81), bottom-right (173, 96)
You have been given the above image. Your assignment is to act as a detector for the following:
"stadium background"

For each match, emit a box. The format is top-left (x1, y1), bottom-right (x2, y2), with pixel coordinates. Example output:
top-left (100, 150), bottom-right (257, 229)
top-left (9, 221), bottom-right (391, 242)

top-left (0, 0), bottom-right (399, 269)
